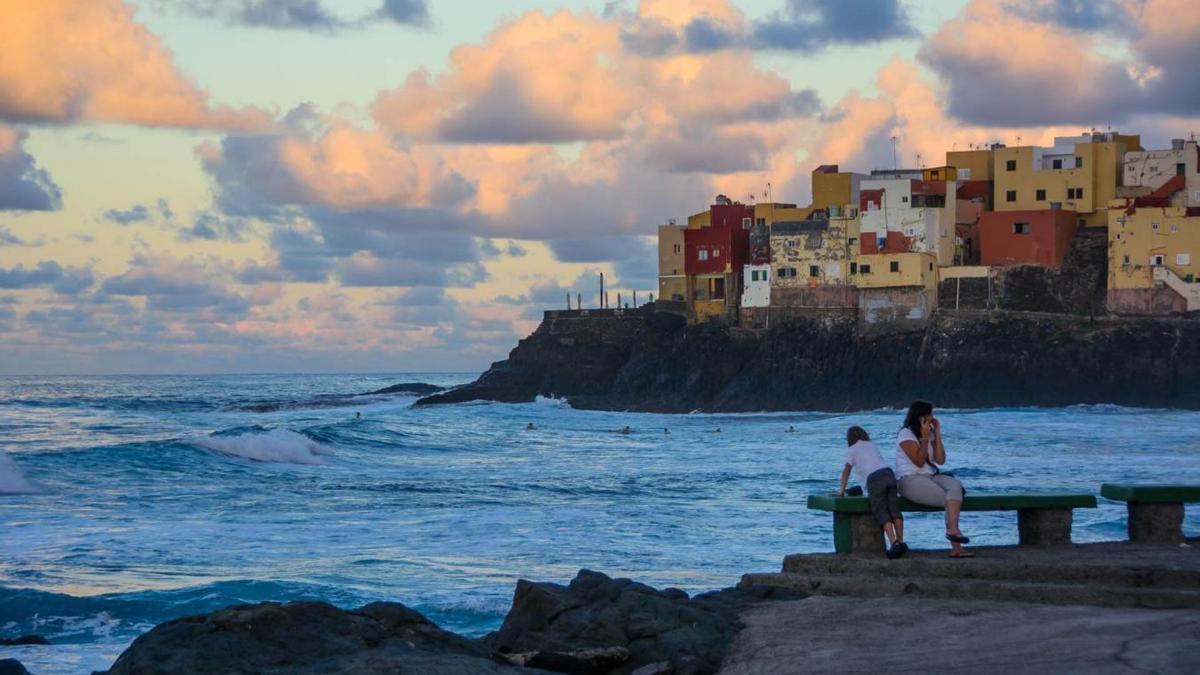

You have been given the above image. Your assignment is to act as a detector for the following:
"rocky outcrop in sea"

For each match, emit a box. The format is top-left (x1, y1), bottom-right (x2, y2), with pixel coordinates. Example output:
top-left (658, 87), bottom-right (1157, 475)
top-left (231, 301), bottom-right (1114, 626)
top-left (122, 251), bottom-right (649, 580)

top-left (418, 309), bottom-right (1200, 412)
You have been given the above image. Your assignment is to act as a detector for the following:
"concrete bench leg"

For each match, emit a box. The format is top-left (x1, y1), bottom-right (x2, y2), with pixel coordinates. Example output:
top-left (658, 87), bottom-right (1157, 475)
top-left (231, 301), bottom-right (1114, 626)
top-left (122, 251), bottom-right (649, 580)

top-left (1127, 502), bottom-right (1184, 543)
top-left (1017, 508), bottom-right (1073, 546)
top-left (833, 512), bottom-right (884, 555)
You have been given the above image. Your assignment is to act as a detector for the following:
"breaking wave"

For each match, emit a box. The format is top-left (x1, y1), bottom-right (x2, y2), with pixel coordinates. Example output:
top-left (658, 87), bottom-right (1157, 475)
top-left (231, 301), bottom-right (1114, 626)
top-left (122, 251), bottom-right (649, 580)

top-left (0, 449), bottom-right (43, 494)
top-left (194, 428), bottom-right (332, 465)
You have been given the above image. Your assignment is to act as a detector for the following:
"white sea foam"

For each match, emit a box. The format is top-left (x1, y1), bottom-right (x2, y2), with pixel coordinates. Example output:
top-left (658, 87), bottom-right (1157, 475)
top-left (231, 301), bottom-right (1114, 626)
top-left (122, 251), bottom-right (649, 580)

top-left (196, 428), bottom-right (331, 465)
top-left (0, 449), bottom-right (43, 494)
top-left (534, 394), bottom-right (571, 408)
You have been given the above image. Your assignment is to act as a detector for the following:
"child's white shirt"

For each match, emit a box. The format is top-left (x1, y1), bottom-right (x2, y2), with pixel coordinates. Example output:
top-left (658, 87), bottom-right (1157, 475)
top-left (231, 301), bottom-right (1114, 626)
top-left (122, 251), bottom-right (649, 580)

top-left (845, 440), bottom-right (888, 486)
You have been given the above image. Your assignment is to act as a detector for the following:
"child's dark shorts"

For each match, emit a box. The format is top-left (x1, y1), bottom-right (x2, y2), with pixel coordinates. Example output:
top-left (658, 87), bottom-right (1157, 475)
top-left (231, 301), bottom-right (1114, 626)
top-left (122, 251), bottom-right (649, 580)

top-left (866, 467), bottom-right (902, 526)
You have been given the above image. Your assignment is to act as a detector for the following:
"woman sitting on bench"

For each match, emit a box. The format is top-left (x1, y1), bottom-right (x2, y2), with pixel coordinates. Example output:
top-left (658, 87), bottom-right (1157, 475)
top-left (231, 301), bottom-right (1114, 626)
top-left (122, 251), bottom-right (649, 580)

top-left (896, 400), bottom-right (972, 558)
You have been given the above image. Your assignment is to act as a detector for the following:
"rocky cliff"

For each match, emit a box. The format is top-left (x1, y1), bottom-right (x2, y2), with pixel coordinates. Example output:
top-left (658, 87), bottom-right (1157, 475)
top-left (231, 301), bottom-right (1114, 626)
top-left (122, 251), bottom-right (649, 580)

top-left (419, 309), bottom-right (1200, 412)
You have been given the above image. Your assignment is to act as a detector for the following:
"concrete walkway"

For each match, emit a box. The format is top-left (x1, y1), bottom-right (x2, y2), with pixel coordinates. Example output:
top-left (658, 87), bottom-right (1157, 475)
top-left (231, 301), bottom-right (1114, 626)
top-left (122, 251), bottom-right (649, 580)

top-left (724, 540), bottom-right (1200, 673)
top-left (720, 595), bottom-right (1200, 674)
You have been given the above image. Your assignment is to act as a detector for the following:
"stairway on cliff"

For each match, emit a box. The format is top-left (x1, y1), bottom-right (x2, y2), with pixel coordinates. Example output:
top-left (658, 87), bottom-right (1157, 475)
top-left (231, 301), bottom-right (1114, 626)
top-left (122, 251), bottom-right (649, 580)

top-left (739, 540), bottom-right (1200, 609)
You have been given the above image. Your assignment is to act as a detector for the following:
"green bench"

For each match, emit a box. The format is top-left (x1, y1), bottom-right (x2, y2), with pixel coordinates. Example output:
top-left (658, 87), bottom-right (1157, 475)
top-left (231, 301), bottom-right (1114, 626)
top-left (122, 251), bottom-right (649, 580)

top-left (807, 493), bottom-right (1098, 554)
top-left (1100, 484), bottom-right (1200, 544)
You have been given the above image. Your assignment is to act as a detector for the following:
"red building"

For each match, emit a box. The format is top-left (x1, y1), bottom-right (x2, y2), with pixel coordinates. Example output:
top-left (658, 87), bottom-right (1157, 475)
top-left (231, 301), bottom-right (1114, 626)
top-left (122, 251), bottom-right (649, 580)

top-left (979, 209), bottom-right (1078, 268)
top-left (684, 202), bottom-right (752, 276)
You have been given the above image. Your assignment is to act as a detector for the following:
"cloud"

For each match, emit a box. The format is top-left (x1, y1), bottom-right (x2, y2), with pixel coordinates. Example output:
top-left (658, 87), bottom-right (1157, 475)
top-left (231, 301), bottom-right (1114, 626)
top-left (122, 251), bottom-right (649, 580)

top-left (100, 255), bottom-right (252, 314)
top-left (0, 260), bottom-right (93, 294)
top-left (918, 0), bottom-right (1200, 126)
top-left (103, 204), bottom-right (151, 225)
top-left (0, 126), bottom-right (62, 211)
top-left (0, 0), bottom-right (270, 129)
top-left (180, 210), bottom-right (251, 241)
top-left (170, 0), bottom-right (430, 30)
top-left (753, 0), bottom-right (918, 50)
top-left (0, 227), bottom-right (23, 245)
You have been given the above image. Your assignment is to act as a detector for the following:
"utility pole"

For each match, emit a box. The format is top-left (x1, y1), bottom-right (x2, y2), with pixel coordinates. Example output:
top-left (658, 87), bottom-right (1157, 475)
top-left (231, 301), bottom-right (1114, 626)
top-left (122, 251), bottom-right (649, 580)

top-left (633, 290), bottom-right (637, 307)
top-left (599, 272), bottom-right (605, 308)
top-left (567, 292), bottom-right (571, 310)
top-left (577, 293), bottom-right (581, 310)
top-left (891, 135), bottom-right (898, 171)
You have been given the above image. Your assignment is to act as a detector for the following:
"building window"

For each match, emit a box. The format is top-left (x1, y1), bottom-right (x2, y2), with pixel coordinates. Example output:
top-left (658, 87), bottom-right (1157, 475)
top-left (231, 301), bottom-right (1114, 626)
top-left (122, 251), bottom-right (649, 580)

top-left (929, 262), bottom-right (934, 271)
top-left (1177, 163), bottom-right (1187, 177)
top-left (890, 261), bottom-right (900, 273)
top-left (860, 264), bottom-right (872, 274)
top-left (714, 248), bottom-right (721, 257)
top-left (1074, 157), bottom-right (1083, 168)
top-left (756, 217), bottom-right (765, 227)
top-left (1052, 159), bottom-right (1062, 169)
top-left (1152, 222), bottom-right (1160, 231)
top-left (698, 249), bottom-right (708, 261)
top-left (850, 262), bottom-right (858, 274)
top-left (901, 195), bottom-right (909, 203)
top-left (809, 265), bottom-right (820, 278)
top-left (1151, 255), bottom-right (1165, 266)
top-left (1123, 255), bottom-right (1130, 265)
top-left (777, 267), bottom-right (797, 278)
top-left (742, 217), bottom-right (752, 229)
top-left (1013, 222), bottom-right (1030, 234)
top-left (1171, 223), bottom-right (1178, 233)
top-left (1006, 159), bottom-right (1016, 171)
top-left (1116, 233), bottom-right (1122, 240)
top-left (1006, 190), bottom-right (1017, 202)
top-left (1036, 189), bottom-right (1046, 201)
top-left (1177, 253), bottom-right (1191, 266)
top-left (673, 244), bottom-right (681, 253)
top-left (1067, 187), bottom-right (1085, 200)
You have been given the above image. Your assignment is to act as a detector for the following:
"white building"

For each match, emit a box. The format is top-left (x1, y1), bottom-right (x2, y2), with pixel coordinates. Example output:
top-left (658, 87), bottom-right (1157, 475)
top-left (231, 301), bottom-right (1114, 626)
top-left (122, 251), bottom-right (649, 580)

top-left (741, 264), bottom-right (771, 308)
top-left (860, 178), bottom-right (956, 265)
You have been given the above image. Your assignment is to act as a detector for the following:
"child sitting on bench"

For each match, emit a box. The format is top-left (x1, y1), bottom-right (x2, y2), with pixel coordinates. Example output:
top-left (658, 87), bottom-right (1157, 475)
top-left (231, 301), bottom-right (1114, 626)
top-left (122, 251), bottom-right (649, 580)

top-left (837, 426), bottom-right (908, 558)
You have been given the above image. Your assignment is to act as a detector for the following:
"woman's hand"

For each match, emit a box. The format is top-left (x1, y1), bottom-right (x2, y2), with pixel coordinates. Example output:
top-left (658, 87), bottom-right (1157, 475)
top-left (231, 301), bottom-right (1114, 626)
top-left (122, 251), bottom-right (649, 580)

top-left (929, 417), bottom-right (941, 433)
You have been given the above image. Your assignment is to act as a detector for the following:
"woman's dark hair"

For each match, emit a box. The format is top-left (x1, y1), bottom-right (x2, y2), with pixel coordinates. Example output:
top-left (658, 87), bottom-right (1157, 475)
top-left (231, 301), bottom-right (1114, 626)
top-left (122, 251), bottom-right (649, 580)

top-left (903, 400), bottom-right (934, 439)
top-left (846, 426), bottom-right (870, 446)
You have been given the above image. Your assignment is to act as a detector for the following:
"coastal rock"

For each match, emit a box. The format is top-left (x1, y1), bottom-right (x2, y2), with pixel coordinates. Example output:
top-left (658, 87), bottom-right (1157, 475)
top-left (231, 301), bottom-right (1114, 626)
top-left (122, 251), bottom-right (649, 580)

top-left (0, 635), bottom-right (48, 646)
top-left (418, 310), bottom-right (1200, 412)
top-left (101, 600), bottom-right (529, 675)
top-left (485, 569), bottom-right (801, 675)
top-left (0, 659), bottom-right (31, 675)
top-left (361, 382), bottom-right (445, 396)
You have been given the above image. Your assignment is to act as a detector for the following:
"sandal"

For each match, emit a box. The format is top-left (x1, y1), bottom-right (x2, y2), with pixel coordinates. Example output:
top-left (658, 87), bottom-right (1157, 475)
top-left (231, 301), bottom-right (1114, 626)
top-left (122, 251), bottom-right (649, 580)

top-left (946, 533), bottom-right (970, 544)
top-left (948, 550), bottom-right (974, 558)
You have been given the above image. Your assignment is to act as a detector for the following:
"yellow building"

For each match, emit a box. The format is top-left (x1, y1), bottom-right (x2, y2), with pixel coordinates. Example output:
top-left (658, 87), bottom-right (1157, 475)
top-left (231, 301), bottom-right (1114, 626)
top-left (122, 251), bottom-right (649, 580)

top-left (946, 148), bottom-right (994, 182)
top-left (1107, 202), bottom-right (1200, 313)
top-left (923, 165), bottom-right (958, 182)
top-left (752, 202), bottom-right (814, 227)
top-left (657, 224), bottom-right (687, 302)
top-left (769, 212), bottom-right (857, 287)
top-left (811, 165), bottom-right (864, 211)
top-left (993, 132), bottom-right (1142, 227)
top-left (686, 209), bottom-right (710, 230)
top-left (851, 251), bottom-right (940, 323)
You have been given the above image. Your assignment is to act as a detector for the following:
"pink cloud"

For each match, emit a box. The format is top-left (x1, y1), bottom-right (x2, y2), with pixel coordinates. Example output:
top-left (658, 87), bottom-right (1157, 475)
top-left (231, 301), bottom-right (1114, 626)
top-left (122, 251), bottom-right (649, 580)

top-left (0, 0), bottom-right (270, 130)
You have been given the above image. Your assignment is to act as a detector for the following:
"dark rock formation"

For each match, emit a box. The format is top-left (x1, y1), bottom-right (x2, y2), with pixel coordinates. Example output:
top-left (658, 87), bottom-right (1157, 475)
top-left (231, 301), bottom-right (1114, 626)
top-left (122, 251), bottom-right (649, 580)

top-left (485, 569), bottom-right (801, 675)
top-left (360, 382), bottom-right (445, 396)
top-left (0, 635), bottom-right (48, 646)
top-left (0, 659), bottom-right (31, 675)
top-left (101, 600), bottom-right (531, 675)
top-left (418, 309), bottom-right (1200, 412)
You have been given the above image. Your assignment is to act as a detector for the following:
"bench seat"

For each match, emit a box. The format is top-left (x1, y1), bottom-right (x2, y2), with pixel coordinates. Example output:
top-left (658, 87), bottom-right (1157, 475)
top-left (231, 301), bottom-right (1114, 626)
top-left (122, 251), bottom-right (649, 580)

top-left (807, 493), bottom-right (1098, 554)
top-left (1100, 483), bottom-right (1200, 543)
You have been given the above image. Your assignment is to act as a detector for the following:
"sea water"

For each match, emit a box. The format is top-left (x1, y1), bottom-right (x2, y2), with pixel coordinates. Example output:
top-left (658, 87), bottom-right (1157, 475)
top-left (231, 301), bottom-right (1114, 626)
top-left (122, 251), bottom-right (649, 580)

top-left (1, 374), bottom-right (1198, 673)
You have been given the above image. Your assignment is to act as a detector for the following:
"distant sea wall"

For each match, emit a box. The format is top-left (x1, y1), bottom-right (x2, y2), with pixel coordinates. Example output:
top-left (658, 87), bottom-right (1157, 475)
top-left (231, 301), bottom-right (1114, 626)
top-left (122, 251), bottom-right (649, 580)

top-left (419, 308), bottom-right (1200, 412)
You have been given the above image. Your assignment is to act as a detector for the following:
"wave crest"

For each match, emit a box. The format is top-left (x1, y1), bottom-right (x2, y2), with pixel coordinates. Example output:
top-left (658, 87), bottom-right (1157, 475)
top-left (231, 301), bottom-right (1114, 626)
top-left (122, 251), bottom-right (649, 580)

top-left (195, 428), bottom-right (331, 465)
top-left (0, 449), bottom-right (43, 494)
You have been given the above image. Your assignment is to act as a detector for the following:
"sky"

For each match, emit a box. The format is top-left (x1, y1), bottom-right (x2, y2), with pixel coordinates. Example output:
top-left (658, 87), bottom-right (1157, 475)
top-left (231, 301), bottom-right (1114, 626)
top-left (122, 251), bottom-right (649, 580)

top-left (1, 0), bottom-right (1198, 374)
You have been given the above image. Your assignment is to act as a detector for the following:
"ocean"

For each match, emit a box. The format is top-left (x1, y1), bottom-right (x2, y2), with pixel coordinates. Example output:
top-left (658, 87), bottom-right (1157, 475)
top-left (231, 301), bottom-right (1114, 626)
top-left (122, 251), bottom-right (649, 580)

top-left (1, 373), bottom-right (1198, 673)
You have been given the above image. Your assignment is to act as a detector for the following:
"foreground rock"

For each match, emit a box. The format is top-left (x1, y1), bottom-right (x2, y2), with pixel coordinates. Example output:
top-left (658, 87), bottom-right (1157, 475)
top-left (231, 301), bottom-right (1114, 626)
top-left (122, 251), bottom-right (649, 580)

top-left (101, 600), bottom-right (530, 675)
top-left (485, 569), bottom-right (802, 675)
top-left (0, 659), bottom-right (31, 675)
top-left (417, 310), bottom-right (1200, 412)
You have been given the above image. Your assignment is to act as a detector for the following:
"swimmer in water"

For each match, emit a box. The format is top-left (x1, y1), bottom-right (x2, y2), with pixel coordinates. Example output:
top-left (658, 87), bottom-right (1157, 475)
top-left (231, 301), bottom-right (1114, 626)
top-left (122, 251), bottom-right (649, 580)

top-left (663, 428), bottom-right (670, 434)
top-left (786, 425), bottom-right (795, 433)
top-left (715, 427), bottom-right (722, 433)
top-left (621, 426), bottom-right (632, 435)
top-left (355, 412), bottom-right (361, 419)
top-left (526, 422), bottom-right (536, 430)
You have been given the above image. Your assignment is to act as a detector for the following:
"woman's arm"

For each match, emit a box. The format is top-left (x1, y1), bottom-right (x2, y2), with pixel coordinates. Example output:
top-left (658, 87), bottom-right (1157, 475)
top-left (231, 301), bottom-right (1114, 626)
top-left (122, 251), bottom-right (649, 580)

top-left (837, 464), bottom-right (852, 496)
top-left (930, 417), bottom-right (946, 465)
top-left (900, 439), bottom-right (928, 467)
